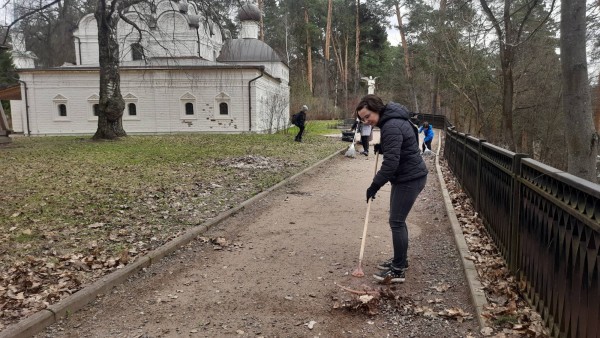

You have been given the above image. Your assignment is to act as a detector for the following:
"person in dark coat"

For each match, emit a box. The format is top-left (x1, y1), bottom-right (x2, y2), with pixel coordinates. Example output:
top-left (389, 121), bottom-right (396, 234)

top-left (295, 105), bottom-right (308, 142)
top-left (356, 94), bottom-right (428, 283)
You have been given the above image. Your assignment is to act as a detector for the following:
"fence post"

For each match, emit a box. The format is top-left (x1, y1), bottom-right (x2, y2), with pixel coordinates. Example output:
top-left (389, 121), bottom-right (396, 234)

top-left (461, 134), bottom-right (470, 183)
top-left (444, 126), bottom-right (452, 160)
top-left (475, 139), bottom-right (486, 211)
top-left (509, 153), bottom-right (528, 274)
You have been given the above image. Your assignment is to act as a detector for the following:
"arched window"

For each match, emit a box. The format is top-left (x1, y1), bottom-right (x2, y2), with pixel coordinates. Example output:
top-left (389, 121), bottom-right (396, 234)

top-left (93, 104), bottom-right (99, 116)
top-left (131, 43), bottom-right (144, 61)
top-left (58, 104), bottom-right (67, 117)
top-left (128, 103), bottom-right (137, 116)
top-left (185, 102), bottom-right (194, 115)
top-left (214, 92), bottom-right (231, 117)
top-left (219, 102), bottom-right (228, 115)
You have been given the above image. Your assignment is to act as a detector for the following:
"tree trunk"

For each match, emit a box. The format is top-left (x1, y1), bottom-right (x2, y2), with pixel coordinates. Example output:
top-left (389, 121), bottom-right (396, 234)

top-left (354, 0), bottom-right (360, 94)
top-left (431, 0), bottom-right (447, 115)
top-left (395, 2), bottom-right (418, 113)
top-left (344, 33), bottom-right (349, 112)
top-left (561, 0), bottom-right (598, 181)
top-left (595, 74), bottom-right (600, 132)
top-left (94, 0), bottom-right (126, 140)
top-left (304, 6), bottom-right (313, 94)
top-left (500, 49), bottom-right (515, 150)
top-left (324, 0), bottom-right (333, 111)
top-left (325, 0), bottom-right (333, 61)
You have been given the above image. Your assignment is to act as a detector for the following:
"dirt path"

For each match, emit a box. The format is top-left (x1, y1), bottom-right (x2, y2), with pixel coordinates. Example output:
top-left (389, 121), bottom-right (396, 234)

top-left (38, 134), bottom-right (479, 337)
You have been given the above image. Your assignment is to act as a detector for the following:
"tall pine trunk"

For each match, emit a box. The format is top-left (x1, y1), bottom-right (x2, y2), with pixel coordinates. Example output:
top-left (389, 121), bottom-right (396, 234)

top-left (304, 6), bottom-right (313, 94)
top-left (94, 0), bottom-right (126, 140)
top-left (561, 0), bottom-right (598, 181)
top-left (431, 0), bottom-right (447, 116)
top-left (354, 0), bottom-right (360, 94)
top-left (324, 0), bottom-right (333, 110)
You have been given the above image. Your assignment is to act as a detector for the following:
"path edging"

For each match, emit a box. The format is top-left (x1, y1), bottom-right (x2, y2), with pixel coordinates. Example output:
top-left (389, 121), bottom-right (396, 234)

top-left (0, 147), bottom-right (346, 338)
top-left (433, 132), bottom-right (488, 330)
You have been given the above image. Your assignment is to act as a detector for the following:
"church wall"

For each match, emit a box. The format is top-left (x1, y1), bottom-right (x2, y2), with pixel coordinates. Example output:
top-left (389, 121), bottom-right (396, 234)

top-left (253, 77), bottom-right (290, 133)
top-left (9, 99), bottom-right (24, 133)
top-left (14, 68), bottom-right (282, 135)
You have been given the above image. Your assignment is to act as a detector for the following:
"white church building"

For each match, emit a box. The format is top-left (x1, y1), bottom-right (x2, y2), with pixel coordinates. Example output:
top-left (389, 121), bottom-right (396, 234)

top-left (6, 1), bottom-right (289, 135)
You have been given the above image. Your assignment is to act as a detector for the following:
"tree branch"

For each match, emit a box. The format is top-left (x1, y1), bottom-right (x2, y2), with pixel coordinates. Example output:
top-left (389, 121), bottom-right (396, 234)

top-left (516, 0), bottom-right (557, 47)
top-left (1, 0), bottom-right (62, 46)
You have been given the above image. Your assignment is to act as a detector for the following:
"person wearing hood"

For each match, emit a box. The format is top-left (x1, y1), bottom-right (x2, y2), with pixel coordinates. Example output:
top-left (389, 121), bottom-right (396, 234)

top-left (355, 94), bottom-right (428, 283)
top-left (419, 121), bottom-right (435, 153)
top-left (294, 105), bottom-right (308, 142)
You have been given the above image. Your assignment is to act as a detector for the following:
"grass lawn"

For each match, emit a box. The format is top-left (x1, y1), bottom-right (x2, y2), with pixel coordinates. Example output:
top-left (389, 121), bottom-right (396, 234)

top-left (0, 130), bottom-right (343, 325)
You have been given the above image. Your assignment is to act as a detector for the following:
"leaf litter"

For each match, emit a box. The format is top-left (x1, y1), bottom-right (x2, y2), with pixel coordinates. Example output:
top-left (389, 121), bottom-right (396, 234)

top-left (0, 135), bottom-right (342, 328)
top-left (440, 158), bottom-right (549, 337)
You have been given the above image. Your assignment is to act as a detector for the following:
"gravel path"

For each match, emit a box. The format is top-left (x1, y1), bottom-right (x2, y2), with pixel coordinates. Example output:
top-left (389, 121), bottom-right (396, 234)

top-left (37, 134), bottom-right (480, 338)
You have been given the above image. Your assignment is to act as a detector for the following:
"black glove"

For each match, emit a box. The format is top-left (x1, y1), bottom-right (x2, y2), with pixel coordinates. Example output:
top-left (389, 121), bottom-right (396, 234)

top-left (366, 185), bottom-right (379, 203)
top-left (374, 143), bottom-right (383, 154)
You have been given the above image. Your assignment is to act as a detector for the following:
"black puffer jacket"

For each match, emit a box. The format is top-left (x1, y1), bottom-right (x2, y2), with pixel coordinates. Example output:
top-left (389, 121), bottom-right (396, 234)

top-left (371, 102), bottom-right (428, 189)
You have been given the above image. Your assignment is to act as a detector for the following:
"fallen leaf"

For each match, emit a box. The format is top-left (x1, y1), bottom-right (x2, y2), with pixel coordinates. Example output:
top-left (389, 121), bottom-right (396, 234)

top-left (305, 320), bottom-right (317, 329)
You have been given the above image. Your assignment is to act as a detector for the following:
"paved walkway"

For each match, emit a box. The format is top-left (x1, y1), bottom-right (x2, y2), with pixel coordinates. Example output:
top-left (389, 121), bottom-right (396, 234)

top-left (37, 134), bottom-right (479, 337)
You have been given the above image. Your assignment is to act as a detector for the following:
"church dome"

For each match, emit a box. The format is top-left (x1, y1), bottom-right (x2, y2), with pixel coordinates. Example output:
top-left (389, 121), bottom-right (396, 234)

top-left (217, 39), bottom-right (283, 63)
top-left (238, 3), bottom-right (261, 22)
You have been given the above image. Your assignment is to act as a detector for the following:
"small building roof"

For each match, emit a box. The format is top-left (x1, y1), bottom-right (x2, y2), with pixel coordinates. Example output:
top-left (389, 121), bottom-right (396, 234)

top-left (0, 84), bottom-right (21, 100)
top-left (217, 39), bottom-right (283, 64)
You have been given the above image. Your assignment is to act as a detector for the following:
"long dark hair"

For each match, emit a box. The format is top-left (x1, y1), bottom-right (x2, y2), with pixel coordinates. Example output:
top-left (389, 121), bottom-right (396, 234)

top-left (355, 94), bottom-right (385, 115)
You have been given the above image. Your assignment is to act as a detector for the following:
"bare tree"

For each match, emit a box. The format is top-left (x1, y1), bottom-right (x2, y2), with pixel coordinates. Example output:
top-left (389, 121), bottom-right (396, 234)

top-left (261, 92), bottom-right (289, 133)
top-left (479, 0), bottom-right (556, 150)
top-left (0, 0), bottom-right (62, 46)
top-left (92, 0), bottom-right (236, 139)
top-left (561, 0), bottom-right (599, 180)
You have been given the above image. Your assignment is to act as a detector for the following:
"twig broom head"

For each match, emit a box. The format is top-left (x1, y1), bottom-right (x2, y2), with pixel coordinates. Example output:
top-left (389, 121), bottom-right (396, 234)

top-left (345, 143), bottom-right (356, 158)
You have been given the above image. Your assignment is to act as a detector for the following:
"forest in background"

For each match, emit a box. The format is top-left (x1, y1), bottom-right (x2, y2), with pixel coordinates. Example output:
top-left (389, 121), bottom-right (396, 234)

top-left (1, 0), bottom-right (600, 172)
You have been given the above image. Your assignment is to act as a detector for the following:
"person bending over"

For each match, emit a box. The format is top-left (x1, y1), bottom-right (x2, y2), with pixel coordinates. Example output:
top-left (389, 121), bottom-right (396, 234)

top-left (418, 121), bottom-right (434, 153)
top-left (356, 95), bottom-right (428, 283)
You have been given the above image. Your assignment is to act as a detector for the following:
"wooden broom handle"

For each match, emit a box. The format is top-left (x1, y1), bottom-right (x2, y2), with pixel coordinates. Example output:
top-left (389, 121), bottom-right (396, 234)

top-left (357, 152), bottom-right (380, 261)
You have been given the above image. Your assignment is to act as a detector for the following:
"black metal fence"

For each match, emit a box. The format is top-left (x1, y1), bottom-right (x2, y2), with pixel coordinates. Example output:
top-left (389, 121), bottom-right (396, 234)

top-left (420, 113), bottom-right (600, 338)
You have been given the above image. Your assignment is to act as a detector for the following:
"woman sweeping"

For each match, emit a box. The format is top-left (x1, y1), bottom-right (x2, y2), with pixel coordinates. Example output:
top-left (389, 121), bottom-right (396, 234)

top-left (355, 95), bottom-right (428, 283)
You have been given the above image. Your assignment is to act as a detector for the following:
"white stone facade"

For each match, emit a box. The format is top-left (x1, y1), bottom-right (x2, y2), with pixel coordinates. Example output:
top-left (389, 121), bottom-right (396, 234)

top-left (11, 1), bottom-right (289, 135)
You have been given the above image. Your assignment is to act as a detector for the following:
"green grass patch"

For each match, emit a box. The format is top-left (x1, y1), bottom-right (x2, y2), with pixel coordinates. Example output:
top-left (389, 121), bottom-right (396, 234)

top-left (0, 130), bottom-right (343, 273)
top-left (283, 119), bottom-right (342, 136)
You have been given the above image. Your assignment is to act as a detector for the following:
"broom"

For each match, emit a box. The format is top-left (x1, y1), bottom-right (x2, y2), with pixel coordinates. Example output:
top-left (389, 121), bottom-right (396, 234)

top-left (344, 122), bottom-right (360, 158)
top-left (351, 152), bottom-right (380, 277)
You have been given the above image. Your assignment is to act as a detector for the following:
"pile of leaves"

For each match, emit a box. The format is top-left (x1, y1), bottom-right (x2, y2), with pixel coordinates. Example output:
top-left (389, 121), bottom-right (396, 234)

top-left (333, 284), bottom-right (473, 323)
top-left (440, 159), bottom-right (549, 337)
top-left (216, 155), bottom-right (294, 171)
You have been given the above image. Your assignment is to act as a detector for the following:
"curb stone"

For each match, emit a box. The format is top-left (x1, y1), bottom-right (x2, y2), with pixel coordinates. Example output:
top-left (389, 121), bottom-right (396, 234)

top-left (0, 146), bottom-right (347, 338)
top-left (433, 132), bottom-right (488, 330)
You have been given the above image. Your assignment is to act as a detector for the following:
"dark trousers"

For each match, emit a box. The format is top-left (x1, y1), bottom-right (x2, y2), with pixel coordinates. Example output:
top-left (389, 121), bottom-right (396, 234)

top-left (295, 125), bottom-right (305, 141)
top-left (360, 135), bottom-right (369, 153)
top-left (422, 140), bottom-right (432, 152)
top-left (389, 175), bottom-right (427, 270)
